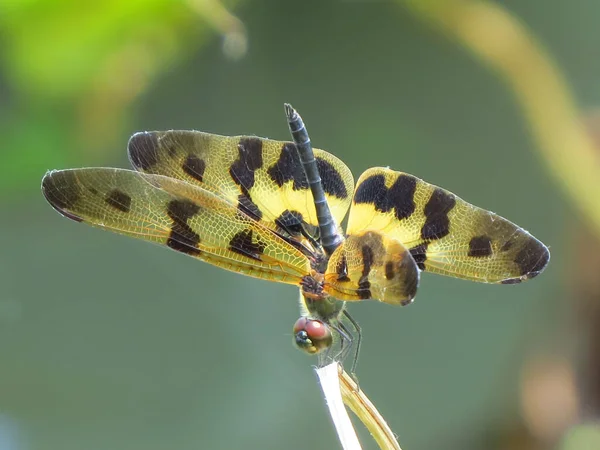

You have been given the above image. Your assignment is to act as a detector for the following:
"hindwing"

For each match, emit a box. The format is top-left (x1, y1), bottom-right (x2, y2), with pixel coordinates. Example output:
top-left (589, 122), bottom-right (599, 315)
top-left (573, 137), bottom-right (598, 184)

top-left (323, 230), bottom-right (420, 305)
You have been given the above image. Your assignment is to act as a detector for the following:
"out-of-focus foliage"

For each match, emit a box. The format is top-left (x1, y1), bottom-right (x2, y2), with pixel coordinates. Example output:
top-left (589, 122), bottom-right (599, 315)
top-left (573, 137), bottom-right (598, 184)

top-left (560, 424), bottom-right (600, 450)
top-left (0, 0), bottom-right (244, 196)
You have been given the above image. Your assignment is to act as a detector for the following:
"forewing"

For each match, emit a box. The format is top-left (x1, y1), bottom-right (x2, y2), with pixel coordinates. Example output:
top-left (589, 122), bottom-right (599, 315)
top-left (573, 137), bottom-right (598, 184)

top-left (41, 168), bottom-right (311, 285)
top-left (127, 130), bottom-right (354, 236)
top-left (346, 168), bottom-right (550, 284)
top-left (323, 230), bottom-right (420, 305)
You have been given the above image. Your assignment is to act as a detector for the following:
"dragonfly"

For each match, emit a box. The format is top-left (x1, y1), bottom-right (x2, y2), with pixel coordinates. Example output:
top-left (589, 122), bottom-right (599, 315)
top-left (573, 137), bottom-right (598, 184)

top-left (42, 104), bottom-right (550, 367)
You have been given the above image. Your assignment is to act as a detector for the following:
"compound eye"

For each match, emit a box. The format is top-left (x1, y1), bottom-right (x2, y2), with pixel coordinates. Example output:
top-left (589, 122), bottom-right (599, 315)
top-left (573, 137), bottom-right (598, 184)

top-left (293, 317), bottom-right (332, 354)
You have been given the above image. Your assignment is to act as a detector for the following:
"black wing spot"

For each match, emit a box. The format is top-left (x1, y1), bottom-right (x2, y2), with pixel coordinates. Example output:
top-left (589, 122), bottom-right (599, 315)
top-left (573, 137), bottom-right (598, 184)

top-left (105, 189), bottom-right (131, 213)
top-left (399, 254), bottom-right (419, 301)
top-left (421, 188), bottom-right (456, 240)
top-left (237, 194), bottom-right (263, 221)
top-left (357, 281), bottom-right (371, 299)
top-left (275, 210), bottom-right (304, 234)
top-left (336, 254), bottom-right (350, 282)
top-left (513, 238), bottom-right (550, 277)
top-left (182, 154), bottom-right (206, 183)
top-left (354, 174), bottom-right (417, 220)
top-left (128, 132), bottom-right (160, 171)
top-left (388, 175), bottom-right (417, 220)
top-left (409, 242), bottom-right (429, 271)
top-left (468, 235), bottom-right (493, 258)
top-left (229, 137), bottom-right (263, 192)
top-left (384, 261), bottom-right (395, 280)
top-left (357, 284), bottom-right (371, 299)
top-left (361, 244), bottom-right (374, 279)
top-left (228, 229), bottom-right (266, 261)
top-left (42, 171), bottom-right (84, 222)
top-left (501, 278), bottom-right (522, 285)
top-left (42, 171), bottom-right (80, 211)
top-left (273, 210), bottom-right (318, 262)
top-left (167, 198), bottom-right (200, 222)
top-left (301, 274), bottom-right (325, 298)
top-left (354, 174), bottom-right (386, 205)
top-left (166, 199), bottom-right (201, 256)
top-left (316, 157), bottom-right (347, 198)
top-left (267, 143), bottom-right (307, 189)
top-left (356, 244), bottom-right (374, 299)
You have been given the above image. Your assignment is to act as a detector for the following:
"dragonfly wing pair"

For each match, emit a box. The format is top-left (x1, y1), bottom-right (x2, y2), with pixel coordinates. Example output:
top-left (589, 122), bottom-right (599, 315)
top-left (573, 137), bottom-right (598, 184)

top-left (42, 131), bottom-right (549, 306)
top-left (42, 131), bottom-right (353, 287)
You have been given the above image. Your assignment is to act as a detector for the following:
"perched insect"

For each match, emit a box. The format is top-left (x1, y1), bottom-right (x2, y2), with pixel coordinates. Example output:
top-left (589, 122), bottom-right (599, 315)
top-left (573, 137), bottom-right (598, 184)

top-left (42, 104), bottom-right (549, 365)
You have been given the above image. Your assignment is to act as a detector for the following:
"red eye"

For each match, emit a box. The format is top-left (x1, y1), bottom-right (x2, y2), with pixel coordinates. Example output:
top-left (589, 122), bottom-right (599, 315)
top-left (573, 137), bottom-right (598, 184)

top-left (293, 317), bottom-right (333, 354)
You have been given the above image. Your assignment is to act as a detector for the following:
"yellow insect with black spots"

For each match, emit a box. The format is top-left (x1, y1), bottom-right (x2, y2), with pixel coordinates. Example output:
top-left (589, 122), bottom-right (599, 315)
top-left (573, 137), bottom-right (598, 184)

top-left (42, 104), bottom-right (549, 362)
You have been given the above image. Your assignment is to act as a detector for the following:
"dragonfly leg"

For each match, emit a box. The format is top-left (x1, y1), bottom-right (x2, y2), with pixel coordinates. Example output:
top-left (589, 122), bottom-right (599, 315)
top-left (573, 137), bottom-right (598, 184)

top-left (341, 309), bottom-right (362, 388)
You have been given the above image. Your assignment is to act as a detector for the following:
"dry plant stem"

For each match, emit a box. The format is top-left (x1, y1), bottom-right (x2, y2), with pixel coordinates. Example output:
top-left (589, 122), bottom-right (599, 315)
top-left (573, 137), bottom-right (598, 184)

top-left (339, 367), bottom-right (402, 450)
top-left (185, 0), bottom-right (247, 59)
top-left (317, 363), bottom-right (402, 449)
top-left (186, 0), bottom-right (245, 34)
top-left (316, 363), bottom-right (362, 450)
top-left (402, 0), bottom-right (600, 239)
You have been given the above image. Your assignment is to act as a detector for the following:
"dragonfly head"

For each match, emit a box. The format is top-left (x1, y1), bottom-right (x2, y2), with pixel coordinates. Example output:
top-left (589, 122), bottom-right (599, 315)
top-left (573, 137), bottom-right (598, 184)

top-left (292, 316), bottom-right (333, 354)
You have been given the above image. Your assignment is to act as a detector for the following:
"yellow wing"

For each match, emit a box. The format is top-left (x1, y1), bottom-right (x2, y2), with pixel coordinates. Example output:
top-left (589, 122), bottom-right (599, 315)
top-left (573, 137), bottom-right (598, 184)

top-left (41, 168), bottom-right (311, 285)
top-left (127, 131), bottom-right (354, 241)
top-left (346, 167), bottom-right (550, 284)
top-left (323, 230), bottom-right (420, 305)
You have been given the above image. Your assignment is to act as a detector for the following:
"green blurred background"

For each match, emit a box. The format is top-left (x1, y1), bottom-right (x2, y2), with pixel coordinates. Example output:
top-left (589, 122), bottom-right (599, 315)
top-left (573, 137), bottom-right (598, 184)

top-left (2, 1), bottom-right (600, 449)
